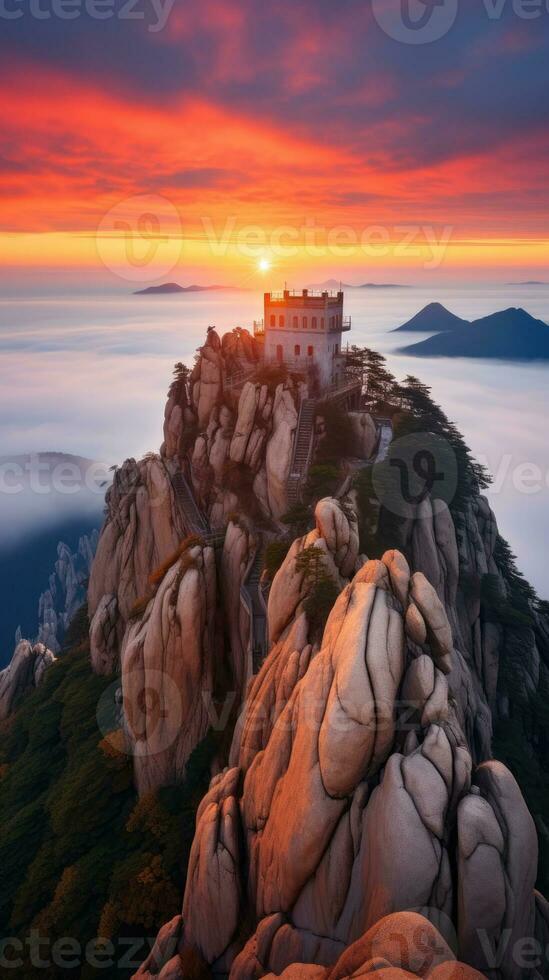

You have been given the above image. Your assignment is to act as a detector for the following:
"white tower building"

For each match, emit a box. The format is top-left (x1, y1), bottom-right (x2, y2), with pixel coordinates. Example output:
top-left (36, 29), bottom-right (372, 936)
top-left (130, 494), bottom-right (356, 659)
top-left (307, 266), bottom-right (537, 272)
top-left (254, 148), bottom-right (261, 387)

top-left (261, 288), bottom-right (351, 387)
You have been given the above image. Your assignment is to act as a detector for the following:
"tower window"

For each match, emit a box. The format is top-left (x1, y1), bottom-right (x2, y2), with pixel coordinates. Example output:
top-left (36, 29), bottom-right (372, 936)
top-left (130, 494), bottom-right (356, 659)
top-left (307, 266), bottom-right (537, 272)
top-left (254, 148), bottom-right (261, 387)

top-left (303, 316), bottom-right (307, 329)
top-left (312, 317), bottom-right (317, 329)
top-left (270, 314), bottom-right (276, 327)
top-left (293, 316), bottom-right (298, 329)
top-left (279, 315), bottom-right (285, 327)
top-left (307, 345), bottom-right (314, 356)
top-left (276, 344), bottom-right (283, 362)
top-left (321, 318), bottom-right (325, 330)
top-left (294, 344), bottom-right (300, 356)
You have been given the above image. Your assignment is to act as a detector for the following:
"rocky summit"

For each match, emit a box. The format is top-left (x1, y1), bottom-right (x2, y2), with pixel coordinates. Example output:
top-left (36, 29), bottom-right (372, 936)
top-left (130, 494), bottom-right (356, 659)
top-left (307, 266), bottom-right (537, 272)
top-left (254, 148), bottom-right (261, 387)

top-left (2, 324), bottom-right (548, 979)
top-left (0, 639), bottom-right (56, 721)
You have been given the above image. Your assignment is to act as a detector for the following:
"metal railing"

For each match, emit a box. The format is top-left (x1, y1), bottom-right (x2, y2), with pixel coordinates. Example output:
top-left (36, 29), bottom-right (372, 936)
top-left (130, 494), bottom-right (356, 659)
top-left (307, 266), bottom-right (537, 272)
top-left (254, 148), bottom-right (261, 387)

top-left (261, 317), bottom-right (351, 333)
top-left (224, 366), bottom-right (257, 390)
top-left (267, 289), bottom-right (343, 299)
top-left (171, 468), bottom-right (227, 549)
top-left (263, 354), bottom-right (315, 372)
top-left (322, 376), bottom-right (362, 401)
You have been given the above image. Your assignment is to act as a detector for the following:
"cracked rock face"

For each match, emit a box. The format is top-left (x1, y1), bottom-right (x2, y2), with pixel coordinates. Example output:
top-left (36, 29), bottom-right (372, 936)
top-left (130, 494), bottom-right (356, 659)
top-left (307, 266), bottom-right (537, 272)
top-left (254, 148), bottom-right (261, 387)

top-left (457, 761), bottom-right (538, 980)
top-left (89, 593), bottom-right (119, 676)
top-left (265, 385), bottom-right (298, 519)
top-left (180, 549), bottom-right (461, 968)
top-left (220, 520), bottom-right (255, 701)
top-left (36, 531), bottom-right (98, 654)
top-left (88, 455), bottom-right (188, 673)
top-left (120, 543), bottom-right (217, 795)
top-left (238, 912), bottom-right (486, 980)
top-left (139, 531), bottom-right (546, 980)
top-left (88, 328), bottom-right (373, 705)
top-left (230, 612), bottom-right (314, 773)
top-left (347, 411), bottom-right (377, 461)
top-left (87, 332), bottom-right (308, 798)
top-left (268, 497), bottom-right (360, 645)
top-left (161, 328), bottom-right (306, 524)
top-left (85, 328), bottom-right (547, 980)
top-left (0, 640), bottom-right (56, 720)
top-left (401, 493), bottom-right (549, 777)
top-left (193, 328), bottom-right (225, 430)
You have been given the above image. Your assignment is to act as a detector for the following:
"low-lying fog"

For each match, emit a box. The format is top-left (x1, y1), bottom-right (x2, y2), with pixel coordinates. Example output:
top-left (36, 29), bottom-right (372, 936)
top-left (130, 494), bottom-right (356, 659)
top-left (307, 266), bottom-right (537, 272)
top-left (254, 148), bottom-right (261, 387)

top-left (0, 284), bottom-right (547, 597)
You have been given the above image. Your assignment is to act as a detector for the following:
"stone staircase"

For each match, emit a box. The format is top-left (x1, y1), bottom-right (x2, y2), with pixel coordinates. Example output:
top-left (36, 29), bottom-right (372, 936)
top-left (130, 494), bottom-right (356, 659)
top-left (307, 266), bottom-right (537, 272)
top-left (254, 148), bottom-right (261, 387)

top-left (241, 548), bottom-right (268, 674)
top-left (287, 398), bottom-right (316, 506)
top-left (171, 471), bottom-right (211, 537)
top-left (285, 384), bottom-right (390, 507)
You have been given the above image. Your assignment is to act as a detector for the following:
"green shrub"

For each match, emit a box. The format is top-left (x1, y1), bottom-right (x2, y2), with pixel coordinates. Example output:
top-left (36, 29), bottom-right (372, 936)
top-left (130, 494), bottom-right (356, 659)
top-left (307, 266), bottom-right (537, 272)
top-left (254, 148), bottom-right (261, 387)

top-left (295, 545), bottom-right (340, 639)
top-left (280, 502), bottom-right (312, 536)
top-left (304, 578), bottom-right (340, 638)
top-left (353, 468), bottom-right (379, 555)
top-left (481, 571), bottom-right (534, 627)
top-left (263, 540), bottom-right (291, 579)
top-left (305, 463), bottom-right (340, 502)
top-left (316, 401), bottom-right (356, 463)
top-left (252, 364), bottom-right (289, 390)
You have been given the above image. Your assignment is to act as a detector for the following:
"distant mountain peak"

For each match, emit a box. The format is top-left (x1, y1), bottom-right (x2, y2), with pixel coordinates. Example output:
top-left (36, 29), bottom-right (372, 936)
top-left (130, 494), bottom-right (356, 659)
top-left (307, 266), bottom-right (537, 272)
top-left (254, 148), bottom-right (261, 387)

top-left (134, 282), bottom-right (241, 295)
top-left (306, 279), bottom-right (352, 290)
top-left (393, 302), bottom-right (470, 333)
top-left (398, 305), bottom-right (549, 360)
top-left (359, 282), bottom-right (410, 289)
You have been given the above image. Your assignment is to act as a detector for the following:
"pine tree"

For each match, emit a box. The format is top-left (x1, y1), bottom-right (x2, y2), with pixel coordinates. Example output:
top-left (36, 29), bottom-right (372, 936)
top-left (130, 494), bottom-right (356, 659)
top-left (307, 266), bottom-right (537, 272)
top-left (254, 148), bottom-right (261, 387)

top-left (168, 361), bottom-right (191, 404)
top-left (295, 544), bottom-right (328, 587)
top-left (396, 374), bottom-right (491, 514)
top-left (295, 545), bottom-right (340, 637)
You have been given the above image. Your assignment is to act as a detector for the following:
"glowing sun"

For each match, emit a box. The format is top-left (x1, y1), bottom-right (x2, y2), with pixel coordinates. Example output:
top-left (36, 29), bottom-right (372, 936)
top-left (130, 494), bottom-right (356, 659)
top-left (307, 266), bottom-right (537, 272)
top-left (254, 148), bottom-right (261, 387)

top-left (258, 258), bottom-right (271, 273)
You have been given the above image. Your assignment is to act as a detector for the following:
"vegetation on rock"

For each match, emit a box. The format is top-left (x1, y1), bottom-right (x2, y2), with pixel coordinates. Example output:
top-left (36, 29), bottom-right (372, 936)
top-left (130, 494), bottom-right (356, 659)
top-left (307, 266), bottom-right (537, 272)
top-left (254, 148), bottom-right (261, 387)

top-left (0, 610), bottom-right (219, 977)
top-left (263, 539), bottom-right (291, 579)
top-left (295, 544), bottom-right (340, 637)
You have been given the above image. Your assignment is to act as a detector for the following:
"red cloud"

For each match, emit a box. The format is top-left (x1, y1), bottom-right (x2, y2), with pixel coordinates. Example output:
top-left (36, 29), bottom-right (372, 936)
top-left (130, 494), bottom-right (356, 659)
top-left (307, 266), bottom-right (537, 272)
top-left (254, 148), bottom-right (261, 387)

top-left (0, 56), bottom-right (548, 244)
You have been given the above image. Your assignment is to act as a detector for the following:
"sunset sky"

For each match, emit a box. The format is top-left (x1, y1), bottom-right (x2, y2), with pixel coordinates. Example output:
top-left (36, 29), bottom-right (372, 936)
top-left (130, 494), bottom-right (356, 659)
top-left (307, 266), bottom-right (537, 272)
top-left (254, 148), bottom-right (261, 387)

top-left (2, 0), bottom-right (549, 285)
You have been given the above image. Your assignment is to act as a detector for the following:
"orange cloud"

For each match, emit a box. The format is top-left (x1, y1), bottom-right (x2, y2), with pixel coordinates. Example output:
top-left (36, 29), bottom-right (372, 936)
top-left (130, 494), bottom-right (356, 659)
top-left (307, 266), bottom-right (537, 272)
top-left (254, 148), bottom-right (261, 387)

top-left (0, 57), bottom-right (548, 278)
